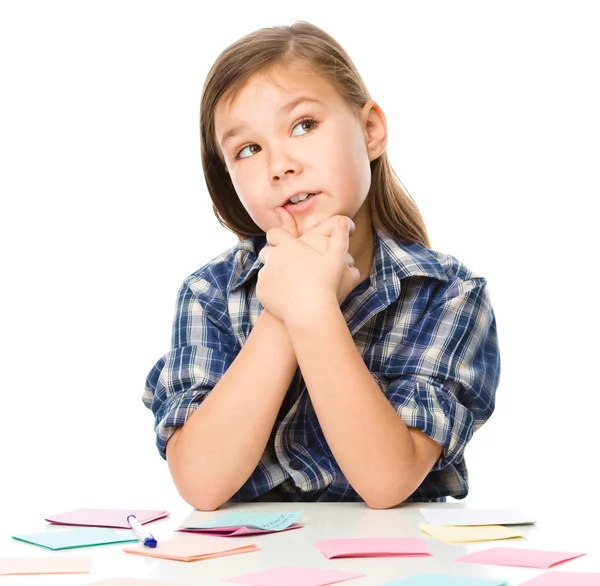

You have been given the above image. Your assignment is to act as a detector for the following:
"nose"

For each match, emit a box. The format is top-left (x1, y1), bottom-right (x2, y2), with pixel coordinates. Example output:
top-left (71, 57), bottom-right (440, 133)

top-left (269, 150), bottom-right (301, 183)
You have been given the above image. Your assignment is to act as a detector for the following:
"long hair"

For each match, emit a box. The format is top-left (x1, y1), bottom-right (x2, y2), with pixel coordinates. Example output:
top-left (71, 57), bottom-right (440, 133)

top-left (200, 21), bottom-right (430, 248)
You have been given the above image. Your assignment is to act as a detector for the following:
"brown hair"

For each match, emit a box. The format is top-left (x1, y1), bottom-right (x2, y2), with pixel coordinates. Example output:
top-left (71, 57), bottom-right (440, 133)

top-left (200, 21), bottom-right (430, 248)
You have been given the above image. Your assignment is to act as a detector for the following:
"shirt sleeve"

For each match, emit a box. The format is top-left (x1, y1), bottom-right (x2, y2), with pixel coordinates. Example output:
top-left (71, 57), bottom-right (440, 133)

top-left (142, 273), bottom-right (239, 460)
top-left (383, 276), bottom-right (500, 471)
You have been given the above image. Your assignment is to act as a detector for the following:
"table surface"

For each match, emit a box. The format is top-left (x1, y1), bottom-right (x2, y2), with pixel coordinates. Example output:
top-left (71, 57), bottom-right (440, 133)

top-left (1, 501), bottom-right (599, 585)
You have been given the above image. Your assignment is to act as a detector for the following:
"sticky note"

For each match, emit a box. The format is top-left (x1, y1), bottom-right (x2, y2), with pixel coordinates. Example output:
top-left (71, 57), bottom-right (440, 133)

top-left (419, 523), bottom-right (525, 543)
top-left (0, 556), bottom-right (92, 575)
top-left (419, 508), bottom-right (535, 526)
top-left (315, 537), bottom-right (431, 559)
top-left (224, 566), bottom-right (364, 586)
top-left (80, 579), bottom-right (188, 585)
top-left (181, 511), bottom-right (302, 532)
top-left (518, 571), bottom-right (600, 585)
top-left (123, 534), bottom-right (259, 562)
top-left (456, 547), bottom-right (586, 568)
top-left (45, 508), bottom-right (169, 528)
top-left (381, 574), bottom-right (508, 586)
top-left (12, 528), bottom-right (137, 550)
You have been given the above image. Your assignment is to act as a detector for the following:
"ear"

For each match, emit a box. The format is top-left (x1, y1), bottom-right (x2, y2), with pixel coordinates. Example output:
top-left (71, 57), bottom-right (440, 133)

top-left (360, 99), bottom-right (388, 161)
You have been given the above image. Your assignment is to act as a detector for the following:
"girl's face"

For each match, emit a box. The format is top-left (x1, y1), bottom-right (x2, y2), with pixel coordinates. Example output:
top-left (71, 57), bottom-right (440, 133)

top-left (214, 63), bottom-right (386, 236)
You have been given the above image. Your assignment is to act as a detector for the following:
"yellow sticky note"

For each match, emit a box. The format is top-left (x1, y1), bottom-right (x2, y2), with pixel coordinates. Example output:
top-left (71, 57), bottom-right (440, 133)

top-left (419, 523), bottom-right (525, 544)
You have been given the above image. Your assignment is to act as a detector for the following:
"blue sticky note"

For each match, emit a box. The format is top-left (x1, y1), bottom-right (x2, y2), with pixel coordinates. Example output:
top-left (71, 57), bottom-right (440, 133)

top-left (381, 575), bottom-right (508, 586)
top-left (193, 511), bottom-right (302, 531)
top-left (12, 527), bottom-right (137, 550)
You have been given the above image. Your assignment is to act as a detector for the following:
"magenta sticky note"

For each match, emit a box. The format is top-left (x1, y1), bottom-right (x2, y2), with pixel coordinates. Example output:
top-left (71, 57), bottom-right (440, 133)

top-left (177, 524), bottom-right (302, 537)
top-left (224, 566), bottom-right (364, 586)
top-left (456, 547), bottom-right (586, 569)
top-left (518, 571), bottom-right (600, 586)
top-left (315, 537), bottom-right (431, 559)
top-left (44, 508), bottom-right (169, 528)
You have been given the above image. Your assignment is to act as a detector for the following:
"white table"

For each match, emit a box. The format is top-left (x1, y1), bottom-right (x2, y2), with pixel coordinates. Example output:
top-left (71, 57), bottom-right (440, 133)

top-left (2, 501), bottom-right (599, 585)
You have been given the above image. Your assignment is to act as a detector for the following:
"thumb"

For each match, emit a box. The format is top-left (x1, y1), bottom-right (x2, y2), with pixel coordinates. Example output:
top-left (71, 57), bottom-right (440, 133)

top-left (275, 207), bottom-right (299, 238)
top-left (327, 218), bottom-right (350, 258)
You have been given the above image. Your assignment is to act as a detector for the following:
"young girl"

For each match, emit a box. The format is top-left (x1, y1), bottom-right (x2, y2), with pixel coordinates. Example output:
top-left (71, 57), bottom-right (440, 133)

top-left (143, 21), bottom-right (500, 510)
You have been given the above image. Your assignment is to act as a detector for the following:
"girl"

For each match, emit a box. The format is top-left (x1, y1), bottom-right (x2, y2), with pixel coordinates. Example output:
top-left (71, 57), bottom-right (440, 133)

top-left (143, 21), bottom-right (500, 510)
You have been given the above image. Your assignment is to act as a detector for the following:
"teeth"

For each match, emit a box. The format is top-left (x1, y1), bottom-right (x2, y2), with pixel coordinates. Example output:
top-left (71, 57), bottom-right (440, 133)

top-left (288, 192), bottom-right (315, 204)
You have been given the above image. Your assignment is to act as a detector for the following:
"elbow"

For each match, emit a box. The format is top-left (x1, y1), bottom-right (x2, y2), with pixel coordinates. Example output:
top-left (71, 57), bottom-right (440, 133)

top-left (360, 481), bottom-right (413, 510)
top-left (175, 480), bottom-right (229, 512)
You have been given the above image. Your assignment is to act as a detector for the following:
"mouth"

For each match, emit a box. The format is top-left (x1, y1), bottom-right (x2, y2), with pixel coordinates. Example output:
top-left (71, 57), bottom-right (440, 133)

top-left (281, 191), bottom-right (321, 214)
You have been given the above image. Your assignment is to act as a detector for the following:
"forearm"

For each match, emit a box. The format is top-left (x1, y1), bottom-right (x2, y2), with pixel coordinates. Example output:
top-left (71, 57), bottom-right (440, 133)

top-left (285, 300), bottom-right (427, 509)
top-left (167, 309), bottom-right (297, 510)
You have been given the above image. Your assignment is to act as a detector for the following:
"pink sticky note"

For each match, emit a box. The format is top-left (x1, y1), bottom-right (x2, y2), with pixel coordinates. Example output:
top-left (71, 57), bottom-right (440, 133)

top-left (518, 571), bottom-right (600, 586)
top-left (177, 524), bottom-right (302, 537)
top-left (456, 547), bottom-right (586, 569)
top-left (224, 566), bottom-right (364, 586)
top-left (82, 578), bottom-right (182, 586)
top-left (45, 508), bottom-right (169, 528)
top-left (0, 556), bottom-right (92, 575)
top-left (315, 537), bottom-right (431, 559)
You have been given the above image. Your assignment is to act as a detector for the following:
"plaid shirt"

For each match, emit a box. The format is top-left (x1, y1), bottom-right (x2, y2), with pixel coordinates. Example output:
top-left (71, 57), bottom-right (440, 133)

top-left (143, 228), bottom-right (500, 503)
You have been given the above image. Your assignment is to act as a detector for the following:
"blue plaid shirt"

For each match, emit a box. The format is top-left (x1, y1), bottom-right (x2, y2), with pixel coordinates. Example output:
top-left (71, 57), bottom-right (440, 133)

top-left (144, 228), bottom-right (500, 503)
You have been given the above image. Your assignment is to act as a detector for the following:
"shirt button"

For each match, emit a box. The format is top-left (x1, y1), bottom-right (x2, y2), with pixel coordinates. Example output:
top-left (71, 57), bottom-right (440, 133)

top-left (289, 459), bottom-right (302, 470)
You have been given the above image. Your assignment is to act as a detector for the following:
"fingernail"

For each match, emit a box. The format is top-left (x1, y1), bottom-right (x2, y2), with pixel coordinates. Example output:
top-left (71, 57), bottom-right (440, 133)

top-left (339, 219), bottom-right (348, 230)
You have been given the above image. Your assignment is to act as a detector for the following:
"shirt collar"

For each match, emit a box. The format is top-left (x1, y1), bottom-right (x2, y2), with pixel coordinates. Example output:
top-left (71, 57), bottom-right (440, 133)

top-left (229, 227), bottom-right (448, 294)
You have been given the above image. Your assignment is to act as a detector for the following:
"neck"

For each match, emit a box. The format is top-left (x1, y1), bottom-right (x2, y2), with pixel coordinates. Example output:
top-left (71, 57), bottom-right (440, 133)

top-left (349, 201), bottom-right (374, 283)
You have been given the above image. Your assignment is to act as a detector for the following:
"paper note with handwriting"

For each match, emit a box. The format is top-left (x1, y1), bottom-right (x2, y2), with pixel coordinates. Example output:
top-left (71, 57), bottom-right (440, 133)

top-left (381, 574), bottom-right (508, 586)
top-left (12, 528), bottom-right (137, 550)
top-left (419, 523), bottom-right (525, 543)
top-left (419, 508), bottom-right (535, 526)
top-left (315, 537), bottom-right (431, 559)
top-left (80, 578), bottom-right (189, 586)
top-left (518, 571), bottom-right (600, 585)
top-left (456, 547), bottom-right (586, 568)
top-left (45, 508), bottom-right (169, 528)
top-left (123, 534), bottom-right (259, 562)
top-left (179, 510), bottom-right (302, 535)
top-left (224, 566), bottom-right (364, 586)
top-left (0, 556), bottom-right (92, 575)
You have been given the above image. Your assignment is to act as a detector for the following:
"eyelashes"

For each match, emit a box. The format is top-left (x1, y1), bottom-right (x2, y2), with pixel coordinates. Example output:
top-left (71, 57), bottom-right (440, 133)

top-left (233, 116), bottom-right (320, 160)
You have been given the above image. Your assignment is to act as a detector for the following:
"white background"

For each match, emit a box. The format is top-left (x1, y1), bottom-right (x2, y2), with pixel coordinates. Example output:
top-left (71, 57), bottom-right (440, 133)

top-left (1, 0), bottom-right (598, 523)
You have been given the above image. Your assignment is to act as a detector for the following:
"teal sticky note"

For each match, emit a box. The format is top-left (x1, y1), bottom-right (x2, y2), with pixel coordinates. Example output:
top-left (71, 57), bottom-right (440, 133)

top-left (381, 575), bottom-right (508, 586)
top-left (12, 527), bottom-right (137, 550)
top-left (195, 511), bottom-right (302, 531)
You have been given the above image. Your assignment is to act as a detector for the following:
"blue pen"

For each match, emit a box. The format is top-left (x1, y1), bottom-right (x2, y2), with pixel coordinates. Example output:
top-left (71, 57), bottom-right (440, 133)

top-left (127, 514), bottom-right (158, 548)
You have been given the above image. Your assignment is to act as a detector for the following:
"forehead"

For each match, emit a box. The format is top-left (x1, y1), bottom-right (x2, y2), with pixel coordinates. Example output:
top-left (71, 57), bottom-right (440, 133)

top-left (216, 63), bottom-right (345, 122)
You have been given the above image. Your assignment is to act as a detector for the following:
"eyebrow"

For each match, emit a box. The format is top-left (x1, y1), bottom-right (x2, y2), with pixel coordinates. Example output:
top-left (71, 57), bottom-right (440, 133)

top-left (220, 96), bottom-right (325, 146)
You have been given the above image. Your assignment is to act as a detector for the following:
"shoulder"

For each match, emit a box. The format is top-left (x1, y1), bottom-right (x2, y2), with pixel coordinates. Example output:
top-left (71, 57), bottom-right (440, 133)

top-left (374, 229), bottom-right (490, 303)
top-left (180, 235), bottom-right (265, 300)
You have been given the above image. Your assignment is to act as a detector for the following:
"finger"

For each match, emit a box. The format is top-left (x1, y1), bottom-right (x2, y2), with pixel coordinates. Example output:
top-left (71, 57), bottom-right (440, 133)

top-left (266, 226), bottom-right (295, 246)
top-left (275, 206), bottom-right (300, 238)
top-left (346, 253), bottom-right (354, 267)
top-left (327, 218), bottom-right (351, 257)
top-left (258, 245), bottom-right (269, 264)
top-left (304, 215), bottom-right (355, 237)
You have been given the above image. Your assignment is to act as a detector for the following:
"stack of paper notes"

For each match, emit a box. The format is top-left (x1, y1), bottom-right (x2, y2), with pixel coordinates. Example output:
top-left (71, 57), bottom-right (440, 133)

top-left (418, 508), bottom-right (534, 544)
top-left (178, 510), bottom-right (302, 536)
top-left (44, 508), bottom-right (170, 528)
top-left (224, 566), bottom-right (364, 586)
top-left (315, 538), bottom-right (431, 559)
top-left (380, 575), bottom-right (508, 586)
top-left (12, 528), bottom-right (137, 550)
top-left (0, 556), bottom-right (92, 576)
top-left (123, 534), bottom-right (259, 562)
top-left (81, 578), bottom-right (188, 586)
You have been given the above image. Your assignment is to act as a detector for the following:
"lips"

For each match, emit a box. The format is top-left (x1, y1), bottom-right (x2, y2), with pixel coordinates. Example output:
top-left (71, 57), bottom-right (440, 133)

top-left (280, 191), bottom-right (321, 207)
top-left (283, 192), bottom-right (320, 214)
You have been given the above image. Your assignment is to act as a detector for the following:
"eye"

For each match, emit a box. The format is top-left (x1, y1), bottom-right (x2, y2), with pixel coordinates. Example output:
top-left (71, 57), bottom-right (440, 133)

top-left (292, 117), bottom-right (318, 136)
top-left (234, 144), bottom-right (261, 160)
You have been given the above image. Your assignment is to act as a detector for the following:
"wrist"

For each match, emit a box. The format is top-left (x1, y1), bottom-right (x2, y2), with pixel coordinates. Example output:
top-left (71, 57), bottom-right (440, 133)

top-left (282, 294), bottom-right (340, 331)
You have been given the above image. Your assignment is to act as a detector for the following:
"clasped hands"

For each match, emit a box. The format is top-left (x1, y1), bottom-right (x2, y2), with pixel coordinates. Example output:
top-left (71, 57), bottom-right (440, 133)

top-left (256, 207), bottom-right (362, 325)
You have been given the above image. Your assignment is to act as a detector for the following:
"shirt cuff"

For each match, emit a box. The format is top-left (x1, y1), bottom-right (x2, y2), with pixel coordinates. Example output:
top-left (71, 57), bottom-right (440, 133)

top-left (387, 378), bottom-right (475, 471)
